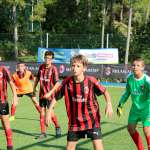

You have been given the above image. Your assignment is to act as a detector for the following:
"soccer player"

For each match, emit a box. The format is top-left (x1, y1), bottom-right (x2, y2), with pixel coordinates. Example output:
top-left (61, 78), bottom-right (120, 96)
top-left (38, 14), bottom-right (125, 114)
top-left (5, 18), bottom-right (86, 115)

top-left (33, 51), bottom-right (61, 139)
top-left (9, 62), bottom-right (41, 121)
top-left (117, 58), bottom-right (150, 150)
top-left (0, 65), bottom-right (18, 150)
top-left (45, 54), bottom-right (113, 150)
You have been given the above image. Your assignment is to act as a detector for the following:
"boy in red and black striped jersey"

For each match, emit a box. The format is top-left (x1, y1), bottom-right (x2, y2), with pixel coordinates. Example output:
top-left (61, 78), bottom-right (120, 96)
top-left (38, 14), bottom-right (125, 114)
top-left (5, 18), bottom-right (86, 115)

top-left (33, 51), bottom-right (61, 139)
top-left (0, 65), bottom-right (18, 150)
top-left (45, 54), bottom-right (113, 150)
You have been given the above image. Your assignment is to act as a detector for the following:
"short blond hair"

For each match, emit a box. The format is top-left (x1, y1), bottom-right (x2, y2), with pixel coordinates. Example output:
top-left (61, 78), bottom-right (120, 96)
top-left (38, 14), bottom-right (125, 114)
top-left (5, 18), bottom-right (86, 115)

top-left (70, 54), bottom-right (88, 67)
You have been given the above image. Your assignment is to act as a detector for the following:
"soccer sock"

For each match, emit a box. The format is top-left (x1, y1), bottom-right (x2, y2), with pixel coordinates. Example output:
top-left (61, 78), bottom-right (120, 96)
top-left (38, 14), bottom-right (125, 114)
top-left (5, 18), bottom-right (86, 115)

top-left (11, 104), bottom-right (16, 116)
top-left (5, 128), bottom-right (13, 147)
top-left (40, 114), bottom-right (46, 133)
top-left (51, 115), bottom-right (59, 128)
top-left (146, 135), bottom-right (150, 150)
top-left (130, 130), bottom-right (144, 150)
top-left (34, 104), bottom-right (41, 113)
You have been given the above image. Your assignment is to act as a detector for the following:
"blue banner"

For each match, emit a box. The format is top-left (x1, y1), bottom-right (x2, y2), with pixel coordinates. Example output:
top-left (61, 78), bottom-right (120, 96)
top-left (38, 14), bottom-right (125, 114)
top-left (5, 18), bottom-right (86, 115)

top-left (38, 47), bottom-right (119, 64)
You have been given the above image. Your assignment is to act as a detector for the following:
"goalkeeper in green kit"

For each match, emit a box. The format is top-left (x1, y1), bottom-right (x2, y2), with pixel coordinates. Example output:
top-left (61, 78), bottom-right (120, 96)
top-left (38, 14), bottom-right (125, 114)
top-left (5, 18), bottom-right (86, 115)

top-left (117, 58), bottom-right (150, 150)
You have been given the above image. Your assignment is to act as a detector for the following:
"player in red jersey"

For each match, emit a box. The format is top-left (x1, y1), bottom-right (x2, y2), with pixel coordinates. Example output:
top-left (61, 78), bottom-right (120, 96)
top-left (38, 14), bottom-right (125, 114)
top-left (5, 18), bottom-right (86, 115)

top-left (9, 62), bottom-right (41, 121)
top-left (45, 54), bottom-right (113, 150)
top-left (33, 51), bottom-right (61, 139)
top-left (0, 65), bottom-right (18, 150)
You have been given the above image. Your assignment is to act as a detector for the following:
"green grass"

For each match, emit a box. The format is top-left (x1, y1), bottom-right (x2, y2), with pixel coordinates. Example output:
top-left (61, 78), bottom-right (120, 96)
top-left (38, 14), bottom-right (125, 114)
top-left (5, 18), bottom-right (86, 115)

top-left (0, 87), bottom-right (147, 150)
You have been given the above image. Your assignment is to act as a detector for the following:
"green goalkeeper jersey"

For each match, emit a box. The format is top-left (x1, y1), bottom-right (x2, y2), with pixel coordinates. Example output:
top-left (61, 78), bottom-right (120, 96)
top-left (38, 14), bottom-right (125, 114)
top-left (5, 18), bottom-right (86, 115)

top-left (119, 73), bottom-right (150, 110)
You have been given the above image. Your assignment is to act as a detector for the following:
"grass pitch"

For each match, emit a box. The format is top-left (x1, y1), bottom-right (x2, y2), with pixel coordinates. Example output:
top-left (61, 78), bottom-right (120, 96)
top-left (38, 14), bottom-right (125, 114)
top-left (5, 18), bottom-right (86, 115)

top-left (0, 87), bottom-right (146, 150)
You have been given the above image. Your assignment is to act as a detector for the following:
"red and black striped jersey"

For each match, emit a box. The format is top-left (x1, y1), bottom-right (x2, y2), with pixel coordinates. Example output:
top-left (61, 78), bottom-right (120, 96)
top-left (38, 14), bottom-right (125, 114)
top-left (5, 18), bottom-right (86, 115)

top-left (0, 66), bottom-right (12, 103)
top-left (55, 75), bottom-right (106, 131)
top-left (37, 64), bottom-right (59, 100)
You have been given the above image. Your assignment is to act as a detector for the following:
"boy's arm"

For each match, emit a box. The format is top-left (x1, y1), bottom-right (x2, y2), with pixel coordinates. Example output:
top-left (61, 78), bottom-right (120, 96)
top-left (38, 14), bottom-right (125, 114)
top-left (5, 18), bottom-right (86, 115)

top-left (118, 82), bottom-right (130, 107)
top-left (33, 77), bottom-right (39, 93)
top-left (45, 99), bottom-right (57, 127)
top-left (44, 81), bottom-right (61, 99)
top-left (117, 82), bottom-right (130, 117)
top-left (103, 89), bottom-right (113, 118)
top-left (9, 80), bottom-right (18, 106)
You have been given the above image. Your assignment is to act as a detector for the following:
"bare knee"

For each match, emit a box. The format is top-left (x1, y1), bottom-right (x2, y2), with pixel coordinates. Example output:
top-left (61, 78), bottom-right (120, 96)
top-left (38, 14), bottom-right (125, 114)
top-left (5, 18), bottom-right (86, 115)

top-left (127, 124), bottom-right (136, 135)
top-left (66, 141), bottom-right (77, 150)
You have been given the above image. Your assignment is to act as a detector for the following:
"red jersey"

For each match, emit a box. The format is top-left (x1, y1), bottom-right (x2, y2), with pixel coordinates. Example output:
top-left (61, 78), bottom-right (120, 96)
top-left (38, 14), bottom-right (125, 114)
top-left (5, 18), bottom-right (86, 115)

top-left (0, 66), bottom-right (12, 103)
top-left (55, 76), bottom-right (106, 131)
top-left (37, 64), bottom-right (59, 100)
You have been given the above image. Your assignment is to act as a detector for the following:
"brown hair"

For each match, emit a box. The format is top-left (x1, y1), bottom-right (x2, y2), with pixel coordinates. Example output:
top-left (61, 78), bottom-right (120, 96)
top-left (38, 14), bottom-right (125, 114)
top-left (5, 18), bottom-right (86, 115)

top-left (44, 51), bottom-right (54, 59)
top-left (70, 54), bottom-right (88, 67)
top-left (132, 57), bottom-right (145, 66)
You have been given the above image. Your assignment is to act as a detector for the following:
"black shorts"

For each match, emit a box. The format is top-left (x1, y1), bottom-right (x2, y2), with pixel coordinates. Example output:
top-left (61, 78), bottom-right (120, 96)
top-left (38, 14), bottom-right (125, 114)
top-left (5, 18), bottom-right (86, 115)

top-left (17, 92), bottom-right (35, 98)
top-left (39, 98), bottom-right (51, 108)
top-left (67, 127), bottom-right (102, 141)
top-left (0, 102), bottom-right (9, 115)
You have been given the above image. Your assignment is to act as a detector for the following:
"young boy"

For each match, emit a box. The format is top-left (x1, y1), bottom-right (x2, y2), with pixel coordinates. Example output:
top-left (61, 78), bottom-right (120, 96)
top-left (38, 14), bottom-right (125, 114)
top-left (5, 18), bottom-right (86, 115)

top-left (0, 65), bottom-right (18, 150)
top-left (33, 51), bottom-right (61, 139)
top-left (45, 54), bottom-right (113, 150)
top-left (117, 58), bottom-right (150, 150)
top-left (9, 62), bottom-right (41, 121)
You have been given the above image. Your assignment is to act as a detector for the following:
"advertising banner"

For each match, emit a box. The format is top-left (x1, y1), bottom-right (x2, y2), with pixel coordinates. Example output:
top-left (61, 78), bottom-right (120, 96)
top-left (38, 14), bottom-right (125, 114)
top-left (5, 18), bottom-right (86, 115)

top-left (1, 61), bottom-right (150, 80)
top-left (38, 47), bottom-right (119, 64)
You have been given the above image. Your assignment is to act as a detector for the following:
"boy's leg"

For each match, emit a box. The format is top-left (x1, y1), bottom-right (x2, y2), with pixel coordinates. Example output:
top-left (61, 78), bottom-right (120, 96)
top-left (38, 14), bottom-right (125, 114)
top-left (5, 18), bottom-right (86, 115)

top-left (48, 100), bottom-right (61, 137)
top-left (40, 107), bottom-right (46, 134)
top-left (92, 139), bottom-right (104, 150)
top-left (1, 115), bottom-right (13, 150)
top-left (31, 96), bottom-right (41, 113)
top-left (10, 96), bottom-right (20, 121)
top-left (143, 126), bottom-right (150, 150)
top-left (128, 124), bottom-right (144, 150)
top-left (66, 141), bottom-right (78, 150)
top-left (36, 99), bottom-right (47, 139)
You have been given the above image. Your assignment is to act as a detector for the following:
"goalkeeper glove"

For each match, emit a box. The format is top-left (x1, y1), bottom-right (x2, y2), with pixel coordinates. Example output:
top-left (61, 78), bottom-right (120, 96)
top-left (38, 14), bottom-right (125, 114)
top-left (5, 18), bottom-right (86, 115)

top-left (117, 104), bottom-right (123, 117)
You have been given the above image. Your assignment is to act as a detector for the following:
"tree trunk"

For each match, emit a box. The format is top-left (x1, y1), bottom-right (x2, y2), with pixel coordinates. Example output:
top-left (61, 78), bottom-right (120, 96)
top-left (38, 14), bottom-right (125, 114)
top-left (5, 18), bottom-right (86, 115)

top-left (120, 0), bottom-right (124, 21)
top-left (101, 6), bottom-right (105, 48)
top-left (125, 7), bottom-right (132, 65)
top-left (87, 0), bottom-right (91, 32)
top-left (145, 0), bottom-right (150, 24)
top-left (13, 4), bottom-right (18, 59)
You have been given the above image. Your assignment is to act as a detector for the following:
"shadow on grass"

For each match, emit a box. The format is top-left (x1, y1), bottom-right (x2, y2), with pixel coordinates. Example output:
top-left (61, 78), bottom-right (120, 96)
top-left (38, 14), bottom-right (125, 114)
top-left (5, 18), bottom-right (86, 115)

top-left (15, 116), bottom-right (39, 122)
top-left (5, 121), bottom-right (127, 150)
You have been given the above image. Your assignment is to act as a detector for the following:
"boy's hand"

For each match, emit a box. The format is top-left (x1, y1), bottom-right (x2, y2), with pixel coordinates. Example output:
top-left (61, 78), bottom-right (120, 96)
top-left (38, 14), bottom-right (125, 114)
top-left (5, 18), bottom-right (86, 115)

top-left (13, 95), bottom-right (18, 106)
top-left (45, 110), bottom-right (52, 127)
top-left (105, 102), bottom-right (113, 118)
top-left (117, 106), bottom-right (123, 117)
top-left (44, 92), bottom-right (52, 99)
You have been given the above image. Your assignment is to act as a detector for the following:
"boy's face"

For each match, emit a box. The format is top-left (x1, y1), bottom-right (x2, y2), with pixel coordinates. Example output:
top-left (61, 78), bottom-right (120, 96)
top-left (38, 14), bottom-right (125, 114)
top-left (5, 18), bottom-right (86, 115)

top-left (44, 55), bottom-right (53, 65)
top-left (71, 61), bottom-right (86, 77)
top-left (132, 60), bottom-right (144, 75)
top-left (17, 63), bottom-right (26, 72)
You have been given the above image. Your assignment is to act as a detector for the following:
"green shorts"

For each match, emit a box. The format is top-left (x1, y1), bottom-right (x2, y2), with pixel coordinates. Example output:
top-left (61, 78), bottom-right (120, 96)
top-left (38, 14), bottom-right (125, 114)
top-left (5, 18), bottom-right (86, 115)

top-left (128, 106), bottom-right (150, 126)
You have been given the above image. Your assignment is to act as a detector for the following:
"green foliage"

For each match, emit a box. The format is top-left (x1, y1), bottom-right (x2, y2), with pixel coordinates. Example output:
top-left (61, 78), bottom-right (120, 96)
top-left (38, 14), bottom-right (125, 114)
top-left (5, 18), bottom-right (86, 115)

top-left (0, 0), bottom-right (150, 62)
top-left (131, 21), bottom-right (150, 64)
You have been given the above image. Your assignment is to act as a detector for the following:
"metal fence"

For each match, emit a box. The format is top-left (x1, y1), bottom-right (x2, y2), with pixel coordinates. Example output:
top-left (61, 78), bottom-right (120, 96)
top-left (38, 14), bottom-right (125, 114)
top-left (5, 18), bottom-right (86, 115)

top-left (0, 32), bottom-right (125, 61)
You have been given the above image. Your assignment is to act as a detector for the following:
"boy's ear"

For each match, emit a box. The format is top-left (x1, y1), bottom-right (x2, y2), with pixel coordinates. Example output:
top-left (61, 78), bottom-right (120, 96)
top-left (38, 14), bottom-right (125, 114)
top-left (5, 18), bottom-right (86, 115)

top-left (83, 67), bottom-right (87, 72)
top-left (141, 66), bottom-right (145, 71)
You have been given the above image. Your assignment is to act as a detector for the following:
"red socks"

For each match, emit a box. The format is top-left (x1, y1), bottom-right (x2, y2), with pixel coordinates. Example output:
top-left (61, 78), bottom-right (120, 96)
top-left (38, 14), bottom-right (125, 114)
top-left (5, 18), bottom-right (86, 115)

top-left (51, 115), bottom-right (59, 128)
top-left (5, 128), bottom-right (13, 147)
top-left (131, 130), bottom-right (144, 150)
top-left (146, 135), bottom-right (150, 150)
top-left (35, 104), bottom-right (41, 113)
top-left (11, 104), bottom-right (16, 116)
top-left (40, 114), bottom-right (46, 133)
